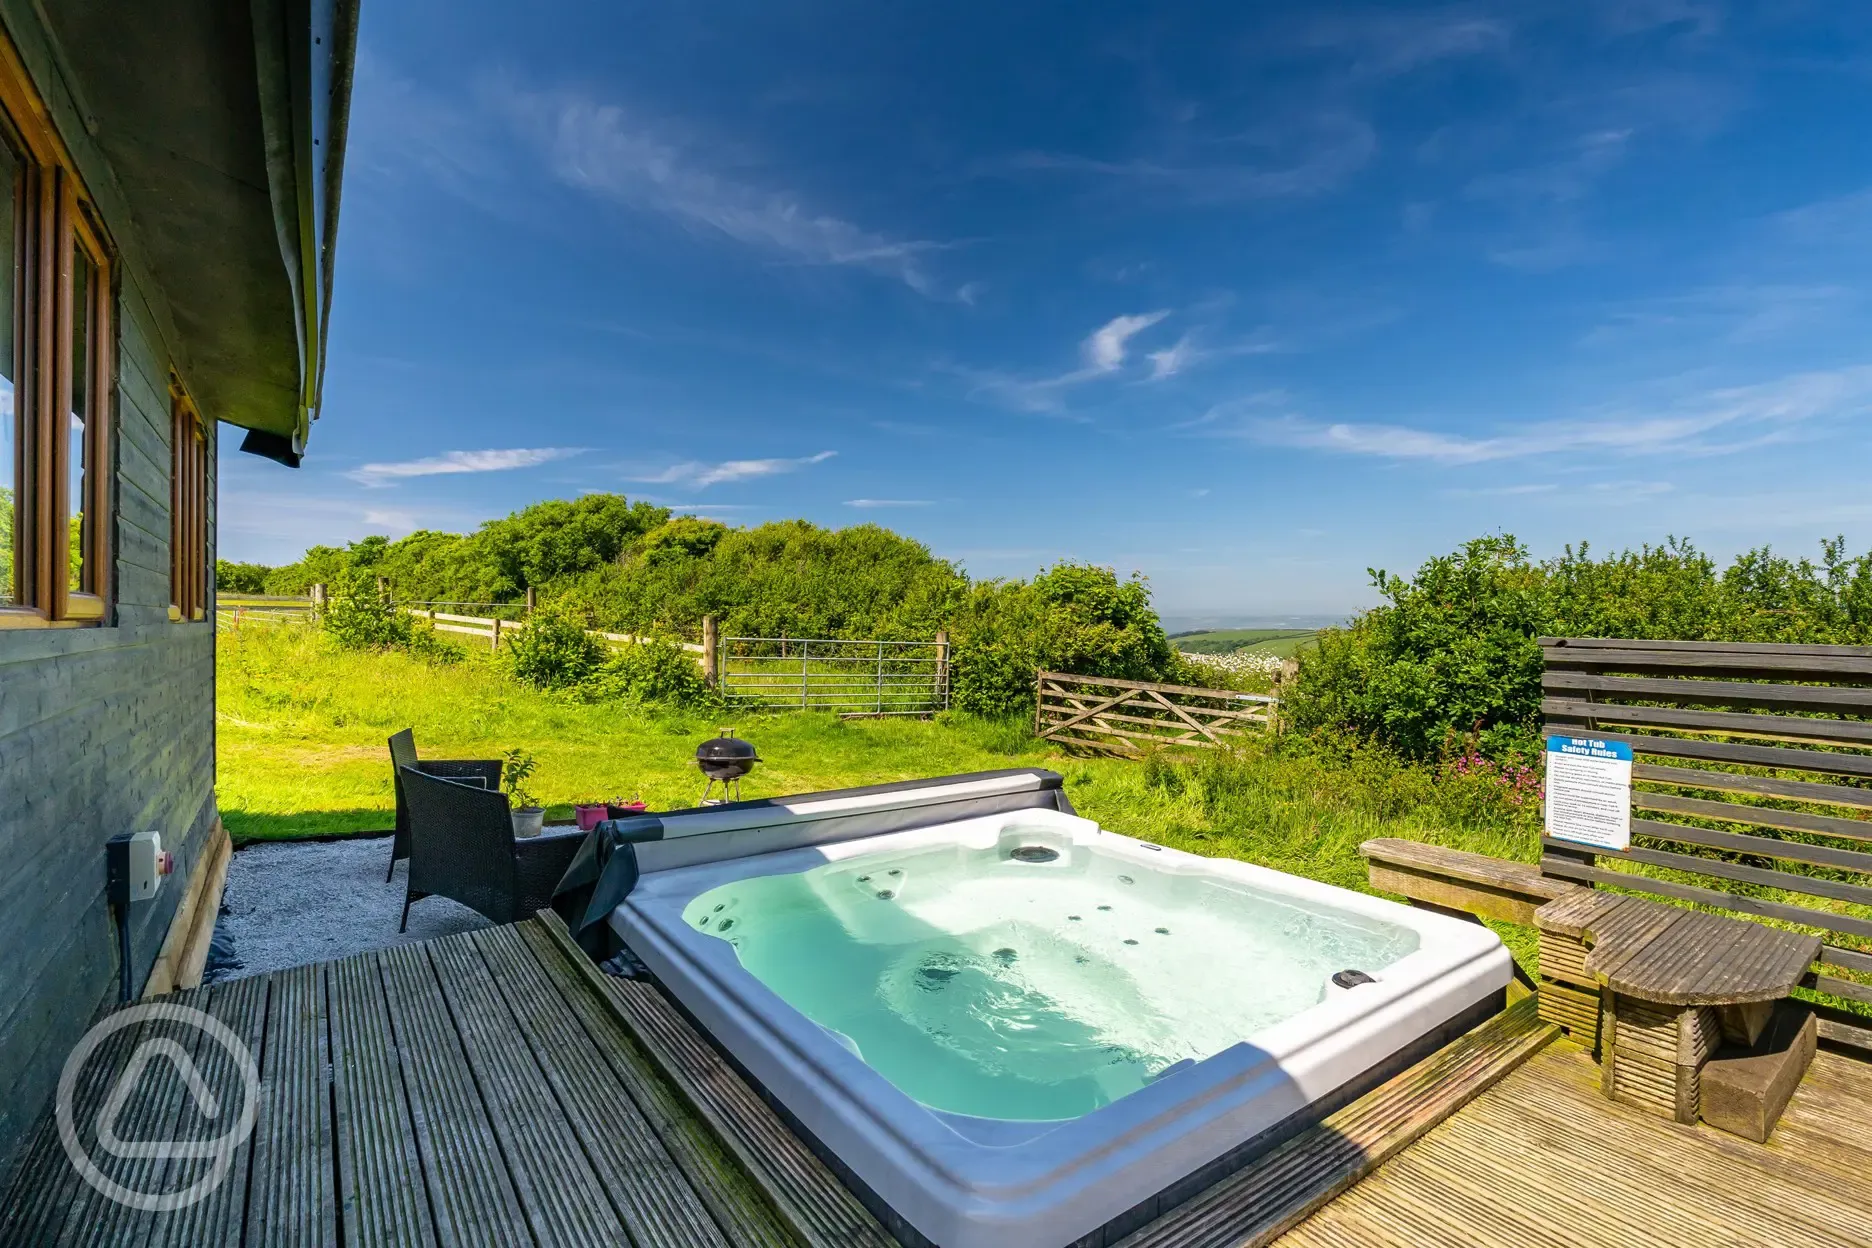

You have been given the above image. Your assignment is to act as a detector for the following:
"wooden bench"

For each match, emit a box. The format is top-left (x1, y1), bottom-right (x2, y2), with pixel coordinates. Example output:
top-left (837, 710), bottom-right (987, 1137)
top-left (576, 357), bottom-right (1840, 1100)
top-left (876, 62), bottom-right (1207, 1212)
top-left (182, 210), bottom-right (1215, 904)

top-left (1533, 887), bottom-right (1819, 1123)
top-left (1365, 636), bottom-right (1872, 1142)
top-left (1540, 636), bottom-right (1872, 1060)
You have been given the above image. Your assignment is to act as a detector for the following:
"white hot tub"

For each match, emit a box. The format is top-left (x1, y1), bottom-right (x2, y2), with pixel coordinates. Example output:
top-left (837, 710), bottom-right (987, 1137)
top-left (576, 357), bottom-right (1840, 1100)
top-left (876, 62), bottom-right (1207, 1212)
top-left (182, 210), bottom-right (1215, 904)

top-left (608, 779), bottom-right (1509, 1248)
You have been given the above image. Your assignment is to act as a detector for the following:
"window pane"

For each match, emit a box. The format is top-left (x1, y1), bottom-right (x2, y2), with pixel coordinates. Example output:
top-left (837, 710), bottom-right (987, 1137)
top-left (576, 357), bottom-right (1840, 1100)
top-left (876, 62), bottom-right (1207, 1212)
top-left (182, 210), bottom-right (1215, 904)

top-left (67, 246), bottom-right (90, 593)
top-left (0, 139), bottom-right (16, 605)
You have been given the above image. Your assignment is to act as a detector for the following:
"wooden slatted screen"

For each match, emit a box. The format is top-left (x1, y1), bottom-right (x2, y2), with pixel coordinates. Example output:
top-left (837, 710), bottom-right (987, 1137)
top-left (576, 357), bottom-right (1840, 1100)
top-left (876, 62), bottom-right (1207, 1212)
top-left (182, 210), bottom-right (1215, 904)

top-left (1036, 671), bottom-right (1274, 754)
top-left (1539, 636), bottom-right (1872, 1050)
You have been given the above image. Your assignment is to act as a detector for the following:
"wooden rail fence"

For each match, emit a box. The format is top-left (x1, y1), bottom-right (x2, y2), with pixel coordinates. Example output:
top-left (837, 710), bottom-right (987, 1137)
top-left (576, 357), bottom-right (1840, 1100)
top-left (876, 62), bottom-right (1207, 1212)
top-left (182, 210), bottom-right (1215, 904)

top-left (1036, 670), bottom-right (1275, 753)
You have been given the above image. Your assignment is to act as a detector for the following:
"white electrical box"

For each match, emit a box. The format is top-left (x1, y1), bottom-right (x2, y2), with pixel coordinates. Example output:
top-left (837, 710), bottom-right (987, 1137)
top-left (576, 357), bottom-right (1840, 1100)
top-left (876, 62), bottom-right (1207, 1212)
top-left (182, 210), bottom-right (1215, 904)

top-left (124, 830), bottom-right (173, 902)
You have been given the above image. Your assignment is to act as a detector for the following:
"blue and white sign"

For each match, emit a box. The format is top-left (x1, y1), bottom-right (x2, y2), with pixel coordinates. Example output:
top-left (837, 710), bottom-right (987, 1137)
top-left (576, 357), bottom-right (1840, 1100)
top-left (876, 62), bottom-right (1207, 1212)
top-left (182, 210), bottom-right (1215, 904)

top-left (1543, 735), bottom-right (1633, 851)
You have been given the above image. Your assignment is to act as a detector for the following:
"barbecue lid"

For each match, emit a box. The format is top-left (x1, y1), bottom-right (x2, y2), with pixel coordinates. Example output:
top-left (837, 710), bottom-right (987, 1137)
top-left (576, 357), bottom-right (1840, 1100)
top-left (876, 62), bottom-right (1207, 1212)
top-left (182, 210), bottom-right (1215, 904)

top-left (696, 730), bottom-right (760, 764)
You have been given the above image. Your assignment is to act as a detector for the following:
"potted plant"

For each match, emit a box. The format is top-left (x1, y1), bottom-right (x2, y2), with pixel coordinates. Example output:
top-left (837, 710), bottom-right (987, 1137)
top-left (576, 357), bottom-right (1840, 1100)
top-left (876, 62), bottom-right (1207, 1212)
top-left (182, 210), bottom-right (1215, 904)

top-left (501, 748), bottom-right (544, 838)
top-left (573, 799), bottom-right (609, 831)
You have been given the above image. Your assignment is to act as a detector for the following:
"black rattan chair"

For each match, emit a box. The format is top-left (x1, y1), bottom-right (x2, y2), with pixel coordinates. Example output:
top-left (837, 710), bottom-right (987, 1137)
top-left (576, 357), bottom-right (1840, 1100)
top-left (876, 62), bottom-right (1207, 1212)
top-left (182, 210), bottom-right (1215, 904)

top-left (386, 728), bottom-right (502, 882)
top-left (397, 766), bottom-right (584, 930)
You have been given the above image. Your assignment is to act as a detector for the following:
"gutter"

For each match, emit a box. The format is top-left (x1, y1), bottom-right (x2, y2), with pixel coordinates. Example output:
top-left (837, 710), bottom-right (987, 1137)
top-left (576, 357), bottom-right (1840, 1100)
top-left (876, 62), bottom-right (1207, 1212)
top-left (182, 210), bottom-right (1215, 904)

top-left (246, 0), bottom-right (359, 467)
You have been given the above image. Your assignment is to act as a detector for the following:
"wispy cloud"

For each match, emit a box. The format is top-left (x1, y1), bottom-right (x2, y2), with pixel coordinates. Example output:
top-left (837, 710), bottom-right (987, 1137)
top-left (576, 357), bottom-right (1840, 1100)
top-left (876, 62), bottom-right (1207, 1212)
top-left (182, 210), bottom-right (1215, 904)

top-left (348, 448), bottom-right (580, 487)
top-left (630, 450), bottom-right (836, 489)
top-left (513, 89), bottom-right (955, 297)
top-left (960, 311), bottom-right (1172, 411)
top-left (844, 498), bottom-right (933, 508)
top-left (1147, 337), bottom-right (1198, 380)
top-left (1004, 114), bottom-right (1376, 205)
top-left (1582, 284), bottom-right (1854, 348)
top-left (1223, 366), bottom-right (1872, 465)
top-left (1084, 311), bottom-right (1170, 371)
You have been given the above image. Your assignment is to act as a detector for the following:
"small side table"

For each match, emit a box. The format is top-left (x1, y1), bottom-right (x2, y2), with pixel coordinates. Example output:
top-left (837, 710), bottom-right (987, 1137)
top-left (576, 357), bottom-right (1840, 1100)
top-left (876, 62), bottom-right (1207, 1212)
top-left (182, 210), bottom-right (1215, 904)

top-left (1534, 889), bottom-right (1819, 1125)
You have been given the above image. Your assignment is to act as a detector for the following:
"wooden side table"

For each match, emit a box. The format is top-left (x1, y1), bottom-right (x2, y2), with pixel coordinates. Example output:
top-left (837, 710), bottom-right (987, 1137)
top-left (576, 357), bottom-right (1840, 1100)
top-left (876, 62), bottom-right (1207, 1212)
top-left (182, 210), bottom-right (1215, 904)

top-left (1533, 890), bottom-right (1819, 1125)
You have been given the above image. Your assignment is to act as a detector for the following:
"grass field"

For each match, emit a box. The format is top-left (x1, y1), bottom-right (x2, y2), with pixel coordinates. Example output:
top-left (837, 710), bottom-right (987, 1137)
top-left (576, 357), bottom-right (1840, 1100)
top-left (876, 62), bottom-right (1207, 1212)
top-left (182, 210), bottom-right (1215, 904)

top-left (215, 620), bottom-right (1549, 967)
top-left (1173, 628), bottom-right (1319, 657)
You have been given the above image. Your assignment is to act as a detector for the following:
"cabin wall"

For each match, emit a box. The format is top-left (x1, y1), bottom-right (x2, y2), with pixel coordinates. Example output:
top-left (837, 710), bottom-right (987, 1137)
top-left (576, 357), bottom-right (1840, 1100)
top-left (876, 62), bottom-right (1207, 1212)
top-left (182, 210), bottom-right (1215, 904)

top-left (0, 2), bottom-right (220, 1184)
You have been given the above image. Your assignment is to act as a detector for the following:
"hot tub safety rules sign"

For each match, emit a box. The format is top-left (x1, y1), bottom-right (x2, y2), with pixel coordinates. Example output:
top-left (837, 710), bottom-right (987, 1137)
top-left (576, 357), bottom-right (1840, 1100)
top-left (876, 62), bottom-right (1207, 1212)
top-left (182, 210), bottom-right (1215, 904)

top-left (1543, 736), bottom-right (1633, 851)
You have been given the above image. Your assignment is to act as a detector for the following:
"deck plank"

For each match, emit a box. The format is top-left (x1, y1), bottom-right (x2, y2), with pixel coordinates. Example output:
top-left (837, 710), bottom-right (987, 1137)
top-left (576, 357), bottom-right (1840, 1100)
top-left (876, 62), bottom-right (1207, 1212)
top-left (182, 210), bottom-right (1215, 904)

top-left (247, 962), bottom-right (337, 1247)
top-left (471, 924), bottom-right (732, 1248)
top-left (145, 974), bottom-right (269, 1248)
top-left (533, 912), bottom-right (894, 1248)
top-left (1114, 994), bottom-right (1557, 1248)
top-left (66, 987), bottom-right (218, 1248)
top-left (0, 1000), bottom-right (152, 1247)
top-left (327, 954), bottom-right (434, 1248)
top-left (375, 941), bottom-right (532, 1248)
top-left (424, 931), bottom-right (630, 1246)
top-left (514, 918), bottom-right (802, 1248)
top-left (1279, 1040), bottom-right (1872, 1248)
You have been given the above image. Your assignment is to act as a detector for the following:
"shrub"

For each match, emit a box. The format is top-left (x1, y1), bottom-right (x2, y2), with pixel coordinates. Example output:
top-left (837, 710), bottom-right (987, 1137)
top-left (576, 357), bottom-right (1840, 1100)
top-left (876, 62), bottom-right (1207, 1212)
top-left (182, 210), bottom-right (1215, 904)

top-left (1284, 533), bottom-right (1872, 761)
top-left (319, 580), bottom-right (460, 664)
top-left (580, 638), bottom-right (717, 709)
top-left (215, 560), bottom-right (271, 594)
top-left (503, 606), bottom-right (606, 690)
top-left (949, 563), bottom-right (1180, 717)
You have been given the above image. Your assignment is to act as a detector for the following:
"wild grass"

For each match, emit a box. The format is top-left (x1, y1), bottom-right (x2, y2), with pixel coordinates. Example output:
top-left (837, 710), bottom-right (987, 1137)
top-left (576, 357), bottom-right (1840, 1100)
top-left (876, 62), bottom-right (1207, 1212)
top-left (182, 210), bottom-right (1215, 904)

top-left (216, 620), bottom-right (1546, 969)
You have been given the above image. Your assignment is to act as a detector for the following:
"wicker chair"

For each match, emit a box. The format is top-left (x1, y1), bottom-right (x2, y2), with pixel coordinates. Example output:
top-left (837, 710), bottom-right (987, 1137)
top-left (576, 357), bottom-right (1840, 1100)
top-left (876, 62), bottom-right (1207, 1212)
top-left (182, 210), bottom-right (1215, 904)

top-left (397, 766), bottom-right (586, 930)
top-left (385, 728), bottom-right (503, 882)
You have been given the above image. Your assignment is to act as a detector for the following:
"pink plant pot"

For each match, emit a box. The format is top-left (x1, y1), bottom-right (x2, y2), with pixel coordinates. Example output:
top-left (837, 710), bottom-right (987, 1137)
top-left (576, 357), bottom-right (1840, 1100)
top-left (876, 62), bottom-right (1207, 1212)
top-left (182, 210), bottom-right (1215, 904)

top-left (574, 803), bottom-right (609, 831)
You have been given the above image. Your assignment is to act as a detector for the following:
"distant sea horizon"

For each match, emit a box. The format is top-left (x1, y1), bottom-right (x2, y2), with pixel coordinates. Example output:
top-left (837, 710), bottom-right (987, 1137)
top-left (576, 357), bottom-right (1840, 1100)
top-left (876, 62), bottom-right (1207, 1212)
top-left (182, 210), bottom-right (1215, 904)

top-left (1156, 613), bottom-right (1351, 636)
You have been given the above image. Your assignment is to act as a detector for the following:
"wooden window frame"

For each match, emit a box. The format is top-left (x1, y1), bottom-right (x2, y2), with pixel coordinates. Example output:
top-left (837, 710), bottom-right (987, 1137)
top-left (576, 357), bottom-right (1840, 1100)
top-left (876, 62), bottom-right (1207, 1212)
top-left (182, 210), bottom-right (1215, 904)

top-left (0, 32), bottom-right (114, 629)
top-left (170, 384), bottom-right (206, 621)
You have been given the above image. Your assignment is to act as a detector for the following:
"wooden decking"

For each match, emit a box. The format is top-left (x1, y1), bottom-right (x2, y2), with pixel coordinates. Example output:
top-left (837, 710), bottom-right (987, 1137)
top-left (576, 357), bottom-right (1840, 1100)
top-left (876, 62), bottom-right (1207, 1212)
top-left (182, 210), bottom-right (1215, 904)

top-left (2, 915), bottom-right (1868, 1247)
top-left (1278, 1039), bottom-right (1872, 1247)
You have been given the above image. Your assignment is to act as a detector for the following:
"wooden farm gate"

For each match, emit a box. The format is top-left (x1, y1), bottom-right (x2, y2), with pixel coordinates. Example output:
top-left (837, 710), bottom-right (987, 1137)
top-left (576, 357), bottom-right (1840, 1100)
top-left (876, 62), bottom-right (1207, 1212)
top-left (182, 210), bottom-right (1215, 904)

top-left (1036, 670), bottom-right (1274, 753)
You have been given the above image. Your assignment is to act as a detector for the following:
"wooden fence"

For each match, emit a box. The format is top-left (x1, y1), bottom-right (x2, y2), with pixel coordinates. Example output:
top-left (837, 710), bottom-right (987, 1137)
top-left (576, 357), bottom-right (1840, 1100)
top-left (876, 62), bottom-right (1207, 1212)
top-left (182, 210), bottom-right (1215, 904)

top-left (401, 606), bottom-right (709, 660)
top-left (1036, 671), bottom-right (1275, 753)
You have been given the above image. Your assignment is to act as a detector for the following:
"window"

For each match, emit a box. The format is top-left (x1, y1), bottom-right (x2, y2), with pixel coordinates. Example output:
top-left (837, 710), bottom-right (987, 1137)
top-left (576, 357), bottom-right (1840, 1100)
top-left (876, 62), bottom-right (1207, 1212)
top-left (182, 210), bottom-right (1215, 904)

top-left (170, 387), bottom-right (206, 620)
top-left (0, 38), bottom-right (114, 627)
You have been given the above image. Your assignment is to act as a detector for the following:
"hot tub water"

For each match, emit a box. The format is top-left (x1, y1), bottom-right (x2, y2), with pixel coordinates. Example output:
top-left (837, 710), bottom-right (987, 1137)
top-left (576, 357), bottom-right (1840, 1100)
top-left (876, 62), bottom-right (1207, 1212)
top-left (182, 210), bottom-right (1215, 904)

top-left (683, 830), bottom-right (1420, 1121)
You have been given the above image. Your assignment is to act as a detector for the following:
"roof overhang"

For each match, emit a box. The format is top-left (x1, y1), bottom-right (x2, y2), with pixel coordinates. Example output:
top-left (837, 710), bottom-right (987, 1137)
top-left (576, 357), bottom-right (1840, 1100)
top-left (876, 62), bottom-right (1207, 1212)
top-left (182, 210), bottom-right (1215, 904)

top-left (38, 0), bottom-right (358, 465)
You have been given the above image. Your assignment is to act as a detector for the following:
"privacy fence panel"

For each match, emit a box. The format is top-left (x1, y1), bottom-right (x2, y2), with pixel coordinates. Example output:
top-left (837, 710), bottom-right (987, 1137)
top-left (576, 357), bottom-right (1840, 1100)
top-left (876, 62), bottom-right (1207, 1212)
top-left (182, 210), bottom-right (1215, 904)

top-left (1036, 671), bottom-right (1274, 753)
top-left (1539, 635), bottom-right (1872, 1052)
top-left (720, 635), bottom-right (950, 715)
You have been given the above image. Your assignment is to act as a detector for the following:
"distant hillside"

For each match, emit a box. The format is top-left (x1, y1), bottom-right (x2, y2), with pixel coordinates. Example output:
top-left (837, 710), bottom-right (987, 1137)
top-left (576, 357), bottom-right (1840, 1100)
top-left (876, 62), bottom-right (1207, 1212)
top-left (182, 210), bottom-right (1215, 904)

top-left (1172, 628), bottom-right (1318, 657)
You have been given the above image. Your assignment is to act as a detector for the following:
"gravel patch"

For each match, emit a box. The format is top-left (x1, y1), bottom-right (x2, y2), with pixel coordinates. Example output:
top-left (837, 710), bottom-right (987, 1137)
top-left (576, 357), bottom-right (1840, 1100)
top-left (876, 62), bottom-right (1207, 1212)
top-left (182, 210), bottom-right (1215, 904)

top-left (205, 836), bottom-right (492, 982)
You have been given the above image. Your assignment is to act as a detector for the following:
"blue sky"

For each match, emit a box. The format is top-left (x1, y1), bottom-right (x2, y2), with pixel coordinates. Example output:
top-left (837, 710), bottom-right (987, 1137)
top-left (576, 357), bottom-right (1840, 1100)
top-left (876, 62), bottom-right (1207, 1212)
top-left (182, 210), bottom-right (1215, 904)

top-left (218, 0), bottom-right (1872, 616)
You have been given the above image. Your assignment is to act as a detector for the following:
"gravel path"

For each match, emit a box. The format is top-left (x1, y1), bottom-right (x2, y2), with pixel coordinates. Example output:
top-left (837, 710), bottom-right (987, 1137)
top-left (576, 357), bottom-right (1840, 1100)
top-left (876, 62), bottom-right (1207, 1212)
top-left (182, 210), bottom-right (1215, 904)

top-left (205, 836), bottom-right (492, 982)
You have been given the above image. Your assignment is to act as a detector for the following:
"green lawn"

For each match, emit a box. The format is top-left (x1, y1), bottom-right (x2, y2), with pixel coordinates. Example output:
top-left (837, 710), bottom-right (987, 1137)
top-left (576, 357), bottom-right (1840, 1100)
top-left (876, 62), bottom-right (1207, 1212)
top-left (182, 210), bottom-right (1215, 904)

top-left (1173, 628), bottom-right (1318, 657)
top-left (215, 620), bottom-right (1544, 969)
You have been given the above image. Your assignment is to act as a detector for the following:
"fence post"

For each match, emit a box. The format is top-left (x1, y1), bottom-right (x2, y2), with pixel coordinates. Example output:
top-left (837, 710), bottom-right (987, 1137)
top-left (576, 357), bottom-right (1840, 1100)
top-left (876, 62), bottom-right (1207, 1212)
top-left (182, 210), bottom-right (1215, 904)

top-left (490, 616), bottom-right (502, 653)
top-left (1034, 670), bottom-right (1044, 737)
top-left (376, 575), bottom-right (388, 602)
top-left (702, 615), bottom-right (718, 688)
top-left (877, 640), bottom-right (886, 714)
top-left (310, 583), bottom-right (326, 616)
top-left (525, 586), bottom-right (537, 616)
top-left (935, 630), bottom-right (949, 710)
top-left (801, 641), bottom-right (810, 711)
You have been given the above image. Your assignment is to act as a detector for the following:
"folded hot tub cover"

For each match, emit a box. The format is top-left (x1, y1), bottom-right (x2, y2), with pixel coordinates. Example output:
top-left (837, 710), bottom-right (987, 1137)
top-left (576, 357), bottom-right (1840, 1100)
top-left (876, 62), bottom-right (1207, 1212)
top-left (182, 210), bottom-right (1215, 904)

top-left (551, 769), bottom-right (1074, 955)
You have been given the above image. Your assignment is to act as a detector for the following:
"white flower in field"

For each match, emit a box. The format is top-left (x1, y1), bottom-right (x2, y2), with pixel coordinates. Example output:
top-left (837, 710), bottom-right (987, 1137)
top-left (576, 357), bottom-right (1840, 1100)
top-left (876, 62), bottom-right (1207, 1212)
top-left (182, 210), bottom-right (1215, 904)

top-left (1183, 649), bottom-right (1286, 678)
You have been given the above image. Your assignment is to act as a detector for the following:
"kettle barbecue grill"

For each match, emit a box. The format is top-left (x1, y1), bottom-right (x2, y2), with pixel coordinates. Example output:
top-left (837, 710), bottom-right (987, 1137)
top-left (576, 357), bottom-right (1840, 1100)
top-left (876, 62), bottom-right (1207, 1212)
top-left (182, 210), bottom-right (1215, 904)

top-left (696, 730), bottom-right (759, 804)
